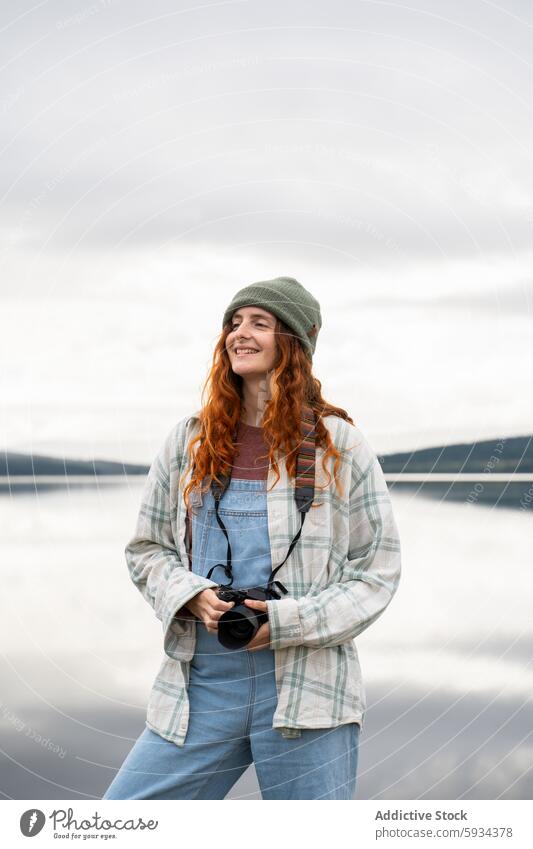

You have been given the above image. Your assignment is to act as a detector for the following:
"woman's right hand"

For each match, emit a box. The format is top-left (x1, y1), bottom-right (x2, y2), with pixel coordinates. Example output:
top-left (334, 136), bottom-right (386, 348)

top-left (185, 588), bottom-right (235, 634)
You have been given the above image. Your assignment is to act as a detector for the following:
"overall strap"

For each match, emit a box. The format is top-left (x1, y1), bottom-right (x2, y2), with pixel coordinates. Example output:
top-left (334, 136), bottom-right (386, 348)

top-left (207, 472), bottom-right (233, 585)
top-left (202, 406), bottom-right (317, 590)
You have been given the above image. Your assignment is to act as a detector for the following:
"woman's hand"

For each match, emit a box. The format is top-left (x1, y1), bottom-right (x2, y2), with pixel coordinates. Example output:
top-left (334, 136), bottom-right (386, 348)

top-left (243, 599), bottom-right (271, 651)
top-left (185, 588), bottom-right (234, 634)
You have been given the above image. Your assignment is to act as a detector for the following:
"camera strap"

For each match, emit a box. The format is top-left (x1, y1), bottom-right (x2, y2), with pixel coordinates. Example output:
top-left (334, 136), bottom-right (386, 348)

top-left (206, 405), bottom-right (317, 594)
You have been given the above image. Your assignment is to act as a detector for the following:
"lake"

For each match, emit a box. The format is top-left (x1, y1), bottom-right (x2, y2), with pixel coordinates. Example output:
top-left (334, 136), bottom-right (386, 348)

top-left (0, 481), bottom-right (531, 800)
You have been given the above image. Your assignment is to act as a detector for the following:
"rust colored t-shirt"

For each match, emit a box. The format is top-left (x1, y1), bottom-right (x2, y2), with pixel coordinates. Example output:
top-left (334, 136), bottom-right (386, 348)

top-left (185, 421), bottom-right (270, 567)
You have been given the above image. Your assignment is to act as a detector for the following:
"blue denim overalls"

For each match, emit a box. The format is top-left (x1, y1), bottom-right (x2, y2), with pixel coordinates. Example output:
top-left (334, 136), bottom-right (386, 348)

top-left (103, 477), bottom-right (359, 800)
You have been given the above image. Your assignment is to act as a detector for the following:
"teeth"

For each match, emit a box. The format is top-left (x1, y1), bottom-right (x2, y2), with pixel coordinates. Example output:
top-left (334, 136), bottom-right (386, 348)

top-left (236, 349), bottom-right (259, 354)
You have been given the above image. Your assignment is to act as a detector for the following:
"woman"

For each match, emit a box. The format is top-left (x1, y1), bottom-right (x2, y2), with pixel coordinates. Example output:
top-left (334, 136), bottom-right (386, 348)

top-left (102, 276), bottom-right (401, 800)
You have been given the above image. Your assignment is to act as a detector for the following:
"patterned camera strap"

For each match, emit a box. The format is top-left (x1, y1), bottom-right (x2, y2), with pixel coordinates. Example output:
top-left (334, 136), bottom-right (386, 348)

top-left (267, 403), bottom-right (316, 594)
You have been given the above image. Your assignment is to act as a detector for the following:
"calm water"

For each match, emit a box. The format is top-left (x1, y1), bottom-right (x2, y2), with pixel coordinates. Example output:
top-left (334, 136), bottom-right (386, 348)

top-left (0, 482), bottom-right (531, 800)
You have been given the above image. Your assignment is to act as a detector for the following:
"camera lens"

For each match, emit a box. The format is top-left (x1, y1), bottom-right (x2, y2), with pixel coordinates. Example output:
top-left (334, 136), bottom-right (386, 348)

top-left (218, 606), bottom-right (258, 649)
top-left (229, 619), bottom-right (253, 637)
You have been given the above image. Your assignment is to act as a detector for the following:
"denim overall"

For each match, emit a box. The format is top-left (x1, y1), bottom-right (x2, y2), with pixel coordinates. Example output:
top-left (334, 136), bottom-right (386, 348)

top-left (103, 477), bottom-right (359, 800)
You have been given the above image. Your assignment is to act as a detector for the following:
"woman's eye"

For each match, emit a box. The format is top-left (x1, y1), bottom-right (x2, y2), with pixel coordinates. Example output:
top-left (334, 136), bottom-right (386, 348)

top-left (231, 322), bottom-right (267, 329)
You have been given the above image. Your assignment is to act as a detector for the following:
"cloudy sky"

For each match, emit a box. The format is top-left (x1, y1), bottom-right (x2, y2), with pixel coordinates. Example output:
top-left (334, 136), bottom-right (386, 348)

top-left (1, 0), bottom-right (532, 462)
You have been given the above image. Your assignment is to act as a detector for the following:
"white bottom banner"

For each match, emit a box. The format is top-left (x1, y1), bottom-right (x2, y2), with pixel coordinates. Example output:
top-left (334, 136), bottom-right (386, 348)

top-left (1, 800), bottom-right (532, 847)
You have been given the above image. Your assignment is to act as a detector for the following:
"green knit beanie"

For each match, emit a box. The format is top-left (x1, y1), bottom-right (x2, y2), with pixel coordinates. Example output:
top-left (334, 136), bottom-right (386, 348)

top-left (222, 276), bottom-right (322, 361)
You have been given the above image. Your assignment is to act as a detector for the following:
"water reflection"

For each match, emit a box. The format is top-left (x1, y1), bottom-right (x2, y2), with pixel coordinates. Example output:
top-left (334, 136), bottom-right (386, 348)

top-left (0, 482), bottom-right (531, 799)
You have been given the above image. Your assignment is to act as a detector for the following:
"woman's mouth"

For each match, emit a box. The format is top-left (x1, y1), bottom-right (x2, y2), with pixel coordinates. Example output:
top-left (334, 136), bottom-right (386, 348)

top-left (234, 348), bottom-right (260, 357)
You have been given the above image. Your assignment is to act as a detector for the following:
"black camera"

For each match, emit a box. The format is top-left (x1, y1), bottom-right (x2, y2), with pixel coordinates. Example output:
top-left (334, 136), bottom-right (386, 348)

top-left (215, 584), bottom-right (283, 649)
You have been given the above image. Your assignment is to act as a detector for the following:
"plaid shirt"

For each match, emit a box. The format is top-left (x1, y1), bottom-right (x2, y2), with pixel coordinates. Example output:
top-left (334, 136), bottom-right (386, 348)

top-left (125, 411), bottom-right (401, 746)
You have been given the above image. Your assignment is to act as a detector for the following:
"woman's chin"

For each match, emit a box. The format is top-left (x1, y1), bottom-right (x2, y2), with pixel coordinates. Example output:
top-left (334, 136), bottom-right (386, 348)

top-left (231, 361), bottom-right (267, 376)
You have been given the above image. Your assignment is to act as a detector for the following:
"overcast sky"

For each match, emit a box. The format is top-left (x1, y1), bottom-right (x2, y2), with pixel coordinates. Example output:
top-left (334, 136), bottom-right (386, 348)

top-left (1, 0), bottom-right (532, 460)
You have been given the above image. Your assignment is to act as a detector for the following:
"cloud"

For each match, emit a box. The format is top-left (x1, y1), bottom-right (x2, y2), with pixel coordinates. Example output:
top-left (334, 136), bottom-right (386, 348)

top-left (1, 0), bottom-right (532, 268)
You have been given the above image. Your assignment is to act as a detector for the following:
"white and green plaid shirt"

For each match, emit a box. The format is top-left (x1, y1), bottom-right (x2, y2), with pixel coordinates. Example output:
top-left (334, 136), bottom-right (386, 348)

top-left (125, 411), bottom-right (401, 746)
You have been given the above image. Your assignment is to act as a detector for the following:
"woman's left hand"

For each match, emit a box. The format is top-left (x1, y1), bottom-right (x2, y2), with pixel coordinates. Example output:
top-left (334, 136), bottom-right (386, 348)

top-left (243, 599), bottom-right (270, 651)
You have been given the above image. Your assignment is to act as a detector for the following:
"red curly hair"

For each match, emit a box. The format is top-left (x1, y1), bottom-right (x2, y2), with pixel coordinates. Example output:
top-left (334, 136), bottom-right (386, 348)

top-left (180, 315), bottom-right (355, 509)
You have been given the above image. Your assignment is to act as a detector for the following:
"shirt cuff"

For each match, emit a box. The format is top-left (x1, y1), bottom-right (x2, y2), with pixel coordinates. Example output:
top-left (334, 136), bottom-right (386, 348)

top-left (165, 575), bottom-right (219, 641)
top-left (266, 597), bottom-right (303, 649)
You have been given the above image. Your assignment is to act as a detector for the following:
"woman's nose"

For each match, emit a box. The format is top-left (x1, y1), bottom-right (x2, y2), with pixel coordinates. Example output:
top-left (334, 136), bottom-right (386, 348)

top-left (234, 325), bottom-right (253, 339)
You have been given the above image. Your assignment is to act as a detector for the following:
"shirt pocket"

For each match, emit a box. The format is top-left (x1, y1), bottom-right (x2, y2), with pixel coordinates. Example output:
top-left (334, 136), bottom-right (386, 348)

top-left (198, 507), bottom-right (268, 562)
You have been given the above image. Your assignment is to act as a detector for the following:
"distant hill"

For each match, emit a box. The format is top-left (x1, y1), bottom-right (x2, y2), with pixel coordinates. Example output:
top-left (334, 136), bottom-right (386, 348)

top-left (0, 452), bottom-right (149, 477)
top-left (379, 435), bottom-right (532, 474)
top-left (2, 434), bottom-right (531, 478)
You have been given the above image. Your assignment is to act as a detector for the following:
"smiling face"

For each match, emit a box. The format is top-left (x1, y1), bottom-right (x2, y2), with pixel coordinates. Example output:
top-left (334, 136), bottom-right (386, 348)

top-left (226, 306), bottom-right (278, 376)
